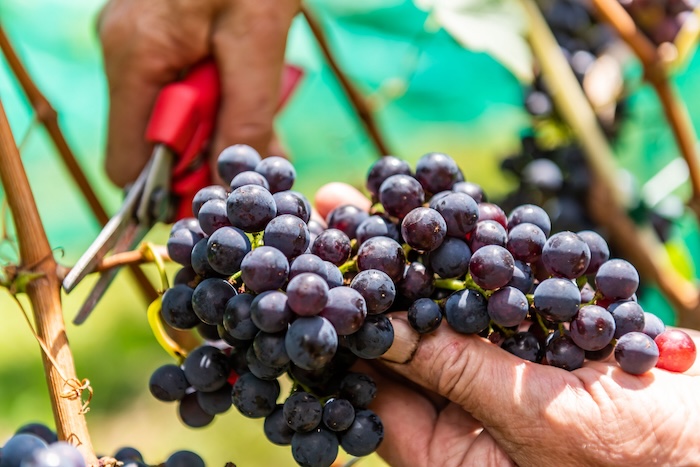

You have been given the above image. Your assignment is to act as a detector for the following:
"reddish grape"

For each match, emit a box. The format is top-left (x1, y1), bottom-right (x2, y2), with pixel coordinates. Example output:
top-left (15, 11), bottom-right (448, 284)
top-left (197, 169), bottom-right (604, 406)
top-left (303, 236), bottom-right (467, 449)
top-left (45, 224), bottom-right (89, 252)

top-left (655, 330), bottom-right (697, 373)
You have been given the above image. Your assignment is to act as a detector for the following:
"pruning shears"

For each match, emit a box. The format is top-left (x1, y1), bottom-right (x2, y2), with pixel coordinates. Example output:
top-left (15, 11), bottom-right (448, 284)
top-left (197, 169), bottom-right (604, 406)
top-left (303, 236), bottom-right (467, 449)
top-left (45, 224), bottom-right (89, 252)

top-left (62, 59), bottom-right (304, 324)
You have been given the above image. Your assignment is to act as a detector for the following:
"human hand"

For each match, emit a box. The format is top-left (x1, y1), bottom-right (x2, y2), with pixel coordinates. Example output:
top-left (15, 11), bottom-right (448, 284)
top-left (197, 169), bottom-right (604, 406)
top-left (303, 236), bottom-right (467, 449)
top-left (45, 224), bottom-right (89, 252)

top-left (315, 181), bottom-right (700, 467)
top-left (98, 0), bottom-right (299, 186)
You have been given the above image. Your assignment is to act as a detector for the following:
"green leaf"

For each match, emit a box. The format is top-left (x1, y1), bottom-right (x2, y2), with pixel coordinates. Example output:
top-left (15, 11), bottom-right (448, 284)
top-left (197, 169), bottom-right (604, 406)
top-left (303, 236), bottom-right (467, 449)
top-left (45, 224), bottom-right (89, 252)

top-left (414, 0), bottom-right (533, 82)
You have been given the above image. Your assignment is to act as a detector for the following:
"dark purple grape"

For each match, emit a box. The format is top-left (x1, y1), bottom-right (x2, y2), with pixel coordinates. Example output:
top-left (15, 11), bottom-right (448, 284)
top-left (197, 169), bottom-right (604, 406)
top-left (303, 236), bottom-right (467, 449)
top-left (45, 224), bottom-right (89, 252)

top-left (241, 246), bottom-right (289, 293)
top-left (431, 192), bottom-right (479, 238)
top-left (197, 383), bottom-right (233, 415)
top-left (206, 225), bottom-right (251, 275)
top-left (415, 152), bottom-right (463, 194)
top-left (324, 262), bottom-right (344, 288)
top-left (478, 203), bottom-right (507, 229)
top-left (507, 222), bottom-right (546, 263)
top-left (285, 316), bottom-right (338, 370)
top-left (577, 230), bottom-right (610, 275)
top-left (246, 345), bottom-right (288, 380)
top-left (407, 298), bottom-right (442, 334)
top-left (1, 434), bottom-right (48, 466)
top-left (401, 207), bottom-right (447, 252)
top-left (533, 278), bottom-right (581, 323)
top-left (339, 409), bottom-right (384, 457)
top-left (311, 229), bottom-right (351, 266)
top-left (522, 158), bottom-right (563, 192)
top-left (167, 227), bottom-right (204, 266)
top-left (452, 181), bottom-right (485, 202)
top-left (350, 269), bottom-right (396, 314)
top-left (287, 272), bottom-right (329, 316)
top-left (427, 237), bottom-right (472, 279)
top-left (595, 259), bottom-right (639, 300)
top-left (173, 266), bottom-right (197, 287)
top-left (255, 156), bottom-right (295, 193)
top-left (319, 286), bottom-right (367, 335)
top-left (218, 325), bottom-right (251, 349)
top-left (290, 253), bottom-right (327, 280)
top-left (541, 231), bottom-right (591, 279)
top-left (223, 293), bottom-right (259, 340)
top-left (366, 155), bottom-right (412, 198)
top-left (273, 190), bottom-right (311, 222)
top-left (14, 424), bottom-right (57, 445)
top-left (191, 237), bottom-right (223, 278)
top-left (614, 332), bottom-right (659, 375)
top-left (608, 300), bottom-right (645, 338)
top-left (171, 216), bottom-right (204, 236)
top-left (378, 174), bottom-right (425, 219)
top-left (183, 345), bottom-right (230, 392)
top-left (323, 398), bottom-right (355, 432)
top-left (217, 144), bottom-right (262, 184)
top-left (178, 392), bottom-right (215, 428)
top-left (469, 245), bottom-right (514, 290)
top-left (192, 185), bottom-right (228, 217)
top-left (643, 312), bottom-right (665, 339)
top-left (444, 288), bottom-right (489, 334)
top-left (226, 184), bottom-right (277, 233)
top-left (192, 278), bottom-right (235, 325)
top-left (284, 391), bottom-right (323, 432)
top-left (546, 334), bottom-right (584, 371)
top-left (487, 286), bottom-right (529, 327)
top-left (507, 260), bottom-right (534, 293)
top-left (253, 331), bottom-right (290, 368)
top-left (340, 372), bottom-right (377, 408)
top-left (356, 215), bottom-right (400, 244)
top-left (508, 204), bottom-right (552, 236)
top-left (250, 290), bottom-right (293, 333)
top-left (467, 220), bottom-right (507, 251)
top-left (356, 236), bottom-right (406, 282)
top-left (569, 304), bottom-right (616, 351)
top-left (502, 332), bottom-right (542, 362)
top-left (161, 284), bottom-right (199, 330)
top-left (197, 322), bottom-right (220, 341)
top-left (346, 314), bottom-right (394, 359)
top-left (263, 214), bottom-right (310, 259)
top-left (264, 405), bottom-right (295, 445)
top-left (398, 261), bottom-right (435, 301)
top-left (198, 198), bottom-right (231, 235)
top-left (149, 364), bottom-right (188, 402)
top-left (291, 428), bottom-right (339, 467)
top-left (230, 171), bottom-right (270, 191)
top-left (327, 204), bottom-right (370, 239)
top-left (165, 450), bottom-right (206, 467)
top-left (114, 447), bottom-right (143, 462)
top-left (232, 372), bottom-right (280, 418)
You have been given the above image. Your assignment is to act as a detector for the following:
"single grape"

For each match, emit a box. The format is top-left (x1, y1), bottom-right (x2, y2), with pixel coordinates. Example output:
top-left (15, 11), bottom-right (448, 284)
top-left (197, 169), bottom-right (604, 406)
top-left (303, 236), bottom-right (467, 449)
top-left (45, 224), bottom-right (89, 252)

top-left (167, 227), bottom-right (204, 266)
top-left (197, 383), bottom-right (233, 415)
top-left (263, 214), bottom-right (310, 259)
top-left (467, 220), bottom-right (507, 252)
top-left (310, 229), bottom-right (351, 266)
top-left (469, 245), bottom-right (514, 290)
top-left (502, 332), bottom-right (542, 362)
top-left (431, 192), bottom-right (479, 238)
top-left (615, 332), bottom-right (659, 375)
top-left (230, 170), bottom-right (270, 191)
top-left (595, 259), bottom-right (639, 300)
top-left (319, 286), bottom-right (367, 335)
top-left (340, 372), bottom-right (377, 408)
top-left (507, 222), bottom-right (546, 263)
top-left (191, 237), bottom-right (222, 279)
top-left (273, 190), bottom-right (311, 222)
top-left (398, 262), bottom-right (435, 302)
top-left (415, 152), bottom-right (463, 194)
top-left (232, 372), bottom-right (280, 418)
top-left (323, 398), bottom-right (355, 432)
top-left (327, 204), bottom-right (370, 239)
top-left (14, 424), bottom-right (56, 444)
top-left (608, 300), bottom-right (645, 338)
top-left (192, 185), bottom-right (228, 217)
top-left (346, 315), bottom-right (394, 359)
top-left (655, 330), bottom-right (697, 373)
top-left (569, 304), bottom-right (616, 351)
top-left (192, 278), bottom-right (236, 325)
top-left (284, 391), bottom-right (323, 432)
top-left (428, 237), bottom-right (472, 279)
top-left (264, 405), bottom-right (295, 445)
top-left (206, 225), bottom-right (251, 275)
top-left (541, 231), bottom-right (591, 279)
top-left (246, 345), bottom-right (288, 381)
top-left (546, 334), bottom-right (584, 371)
top-left (161, 285), bottom-right (199, 330)
top-left (407, 297), bottom-right (443, 334)
top-left (401, 207), bottom-right (447, 252)
top-left (253, 331), bottom-right (290, 368)
top-left (289, 253), bottom-right (327, 280)
top-left (287, 273), bottom-right (329, 316)
top-left (533, 278), bottom-right (581, 322)
top-left (223, 293), bottom-right (259, 340)
top-left (285, 316), bottom-right (338, 370)
top-left (165, 451), bottom-right (206, 467)
top-left (356, 236), bottom-right (406, 283)
top-left (350, 269), bottom-right (396, 314)
top-left (198, 198), bottom-right (232, 236)
top-left (1, 434), bottom-right (48, 467)
top-left (507, 260), bottom-right (534, 294)
top-left (217, 144), bottom-right (262, 183)
top-left (291, 428), bottom-right (339, 467)
top-left (226, 184), bottom-right (277, 232)
top-left (507, 204), bottom-right (552, 236)
top-left (577, 230), bottom-right (610, 275)
top-left (378, 174), bottom-right (425, 219)
top-left (487, 286), bottom-right (529, 327)
top-left (366, 155), bottom-right (412, 198)
top-left (149, 364), bottom-right (188, 402)
top-left (240, 246), bottom-right (289, 293)
top-left (255, 156), bottom-right (296, 193)
top-left (183, 345), bottom-right (230, 392)
top-left (178, 392), bottom-right (214, 428)
top-left (478, 202), bottom-right (507, 228)
top-left (250, 290), bottom-right (293, 333)
top-left (324, 262), bottom-right (344, 288)
top-left (114, 447), bottom-right (143, 462)
top-left (339, 409), bottom-right (384, 457)
top-left (444, 288), bottom-right (489, 334)
top-left (642, 312), bottom-right (666, 339)
top-left (356, 215), bottom-right (400, 244)
top-left (453, 181), bottom-right (486, 202)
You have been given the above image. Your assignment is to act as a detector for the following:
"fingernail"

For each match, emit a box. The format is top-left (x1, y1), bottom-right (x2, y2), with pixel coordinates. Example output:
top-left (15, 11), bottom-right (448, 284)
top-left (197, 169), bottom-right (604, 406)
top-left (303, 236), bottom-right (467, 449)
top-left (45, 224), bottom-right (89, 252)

top-left (381, 314), bottom-right (420, 364)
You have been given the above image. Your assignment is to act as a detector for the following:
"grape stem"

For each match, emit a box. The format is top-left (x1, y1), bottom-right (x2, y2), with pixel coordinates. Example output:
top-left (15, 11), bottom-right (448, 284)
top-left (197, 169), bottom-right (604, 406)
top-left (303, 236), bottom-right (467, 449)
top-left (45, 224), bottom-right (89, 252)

top-left (0, 25), bottom-right (157, 303)
top-left (338, 258), bottom-right (358, 274)
top-left (0, 100), bottom-right (97, 463)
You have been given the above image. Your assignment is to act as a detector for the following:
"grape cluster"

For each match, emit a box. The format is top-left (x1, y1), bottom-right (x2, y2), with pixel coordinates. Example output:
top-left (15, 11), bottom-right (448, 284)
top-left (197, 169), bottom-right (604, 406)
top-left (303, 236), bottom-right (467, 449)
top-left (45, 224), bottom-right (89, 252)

top-left (620, 0), bottom-right (698, 45)
top-left (156, 146), bottom-right (695, 467)
top-left (0, 423), bottom-right (203, 467)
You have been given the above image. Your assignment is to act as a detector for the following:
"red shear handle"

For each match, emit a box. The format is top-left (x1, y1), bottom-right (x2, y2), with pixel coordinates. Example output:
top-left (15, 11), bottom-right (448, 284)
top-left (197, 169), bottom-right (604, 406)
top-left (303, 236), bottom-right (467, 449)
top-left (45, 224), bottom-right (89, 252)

top-left (146, 60), bottom-right (220, 177)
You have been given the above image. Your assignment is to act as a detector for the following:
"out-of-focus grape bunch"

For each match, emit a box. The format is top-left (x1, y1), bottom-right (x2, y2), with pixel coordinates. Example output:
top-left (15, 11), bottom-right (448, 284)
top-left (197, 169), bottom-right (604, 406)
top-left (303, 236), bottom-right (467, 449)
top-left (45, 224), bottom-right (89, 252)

top-left (148, 145), bottom-right (696, 467)
top-left (621, 0), bottom-right (699, 45)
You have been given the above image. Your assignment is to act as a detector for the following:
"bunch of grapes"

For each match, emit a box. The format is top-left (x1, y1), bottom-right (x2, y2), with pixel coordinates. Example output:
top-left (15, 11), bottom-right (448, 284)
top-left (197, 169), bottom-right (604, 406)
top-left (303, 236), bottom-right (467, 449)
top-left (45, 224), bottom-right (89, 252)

top-left (153, 146), bottom-right (695, 467)
top-left (0, 423), bottom-right (204, 467)
top-left (620, 0), bottom-right (698, 45)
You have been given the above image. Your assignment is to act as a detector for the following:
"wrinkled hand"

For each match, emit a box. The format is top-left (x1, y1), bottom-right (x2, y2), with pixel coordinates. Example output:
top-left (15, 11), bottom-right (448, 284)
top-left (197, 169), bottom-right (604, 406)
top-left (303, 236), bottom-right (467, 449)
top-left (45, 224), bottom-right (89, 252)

top-left (316, 182), bottom-right (700, 467)
top-left (98, 0), bottom-right (299, 186)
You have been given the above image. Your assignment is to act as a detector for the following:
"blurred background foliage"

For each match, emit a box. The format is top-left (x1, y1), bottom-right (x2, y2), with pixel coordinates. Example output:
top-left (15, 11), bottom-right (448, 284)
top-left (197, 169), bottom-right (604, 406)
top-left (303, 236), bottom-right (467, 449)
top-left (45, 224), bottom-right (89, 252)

top-left (0, 0), bottom-right (699, 464)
